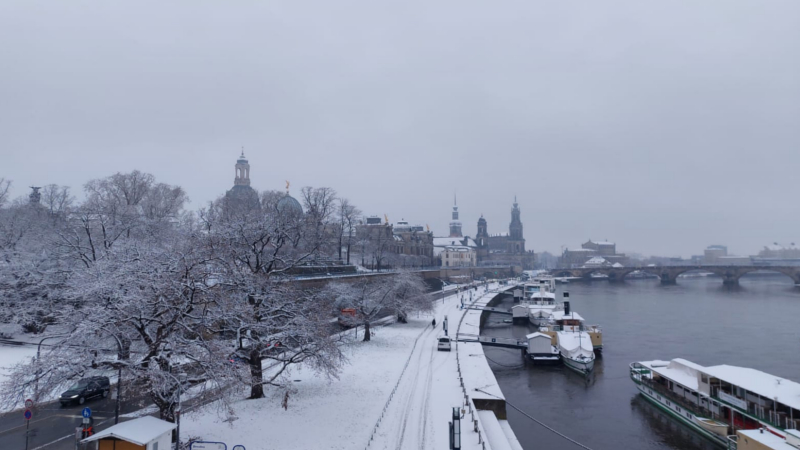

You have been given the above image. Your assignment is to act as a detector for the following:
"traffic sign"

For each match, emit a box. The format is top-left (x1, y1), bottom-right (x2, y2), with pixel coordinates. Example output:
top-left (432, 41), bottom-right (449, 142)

top-left (24, 409), bottom-right (32, 420)
top-left (81, 407), bottom-right (91, 418)
top-left (190, 442), bottom-right (227, 450)
top-left (232, 446), bottom-right (246, 450)
top-left (24, 399), bottom-right (34, 409)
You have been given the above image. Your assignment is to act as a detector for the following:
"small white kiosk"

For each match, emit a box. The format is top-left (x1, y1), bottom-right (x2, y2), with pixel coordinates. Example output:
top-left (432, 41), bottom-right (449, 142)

top-left (82, 416), bottom-right (176, 450)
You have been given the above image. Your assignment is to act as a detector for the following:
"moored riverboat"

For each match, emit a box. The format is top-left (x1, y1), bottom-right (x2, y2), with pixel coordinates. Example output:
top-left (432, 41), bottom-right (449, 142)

top-left (630, 359), bottom-right (800, 448)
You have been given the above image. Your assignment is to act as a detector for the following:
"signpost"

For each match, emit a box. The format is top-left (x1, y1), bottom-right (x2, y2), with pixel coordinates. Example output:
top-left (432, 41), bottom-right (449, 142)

top-left (24, 409), bottom-right (32, 450)
top-left (81, 408), bottom-right (93, 439)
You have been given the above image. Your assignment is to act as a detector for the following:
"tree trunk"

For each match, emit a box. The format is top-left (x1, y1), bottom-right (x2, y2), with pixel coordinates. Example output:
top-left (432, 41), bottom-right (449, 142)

top-left (249, 347), bottom-right (264, 399)
top-left (363, 321), bottom-right (371, 342)
top-left (152, 391), bottom-right (177, 423)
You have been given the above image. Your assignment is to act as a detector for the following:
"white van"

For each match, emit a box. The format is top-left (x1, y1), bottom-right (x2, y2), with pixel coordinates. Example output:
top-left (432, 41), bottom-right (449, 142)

top-left (437, 336), bottom-right (452, 352)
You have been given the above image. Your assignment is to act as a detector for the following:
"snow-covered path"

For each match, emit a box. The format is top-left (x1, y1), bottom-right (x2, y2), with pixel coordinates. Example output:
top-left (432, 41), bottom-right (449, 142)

top-left (369, 285), bottom-right (494, 450)
top-left (179, 283), bottom-right (515, 450)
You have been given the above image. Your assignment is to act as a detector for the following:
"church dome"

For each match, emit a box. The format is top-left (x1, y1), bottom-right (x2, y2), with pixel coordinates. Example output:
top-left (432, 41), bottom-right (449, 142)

top-left (277, 193), bottom-right (303, 215)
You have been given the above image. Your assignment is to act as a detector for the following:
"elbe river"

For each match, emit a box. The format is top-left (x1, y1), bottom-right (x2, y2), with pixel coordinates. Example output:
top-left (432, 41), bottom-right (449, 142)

top-left (480, 275), bottom-right (800, 450)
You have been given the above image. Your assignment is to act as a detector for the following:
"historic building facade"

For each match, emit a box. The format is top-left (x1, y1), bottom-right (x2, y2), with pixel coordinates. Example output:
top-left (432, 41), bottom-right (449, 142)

top-left (356, 216), bottom-right (434, 268)
top-left (474, 198), bottom-right (534, 269)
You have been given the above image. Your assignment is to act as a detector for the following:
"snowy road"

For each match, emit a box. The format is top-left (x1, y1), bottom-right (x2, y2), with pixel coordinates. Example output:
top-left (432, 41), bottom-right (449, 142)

top-left (369, 284), bottom-right (498, 450)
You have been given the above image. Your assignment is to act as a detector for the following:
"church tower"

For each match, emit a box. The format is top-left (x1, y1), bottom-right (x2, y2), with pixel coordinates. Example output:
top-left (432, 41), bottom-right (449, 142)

top-left (476, 215), bottom-right (488, 248)
top-left (449, 194), bottom-right (463, 237)
top-left (234, 150), bottom-right (251, 187)
top-left (508, 197), bottom-right (525, 253)
top-left (225, 150), bottom-right (259, 211)
top-left (476, 215), bottom-right (489, 263)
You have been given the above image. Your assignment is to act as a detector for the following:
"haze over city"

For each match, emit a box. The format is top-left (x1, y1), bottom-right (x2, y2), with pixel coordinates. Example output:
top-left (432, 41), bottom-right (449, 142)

top-left (2, 1), bottom-right (799, 257)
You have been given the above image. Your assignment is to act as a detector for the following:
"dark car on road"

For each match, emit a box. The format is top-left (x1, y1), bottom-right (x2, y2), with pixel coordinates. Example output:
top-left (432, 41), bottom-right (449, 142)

top-left (59, 376), bottom-right (110, 406)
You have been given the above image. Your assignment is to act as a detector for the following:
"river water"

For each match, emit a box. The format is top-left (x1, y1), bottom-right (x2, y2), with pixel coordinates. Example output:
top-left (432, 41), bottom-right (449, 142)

top-left (480, 275), bottom-right (800, 450)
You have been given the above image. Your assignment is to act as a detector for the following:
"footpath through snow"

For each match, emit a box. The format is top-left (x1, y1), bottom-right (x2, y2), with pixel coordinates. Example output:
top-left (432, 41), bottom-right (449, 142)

top-left (181, 282), bottom-right (523, 450)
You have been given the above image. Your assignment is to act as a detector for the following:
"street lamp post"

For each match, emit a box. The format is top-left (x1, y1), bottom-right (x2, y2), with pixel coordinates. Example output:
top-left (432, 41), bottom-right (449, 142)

top-left (98, 328), bottom-right (125, 425)
top-left (164, 372), bottom-right (183, 448)
top-left (34, 335), bottom-right (68, 402)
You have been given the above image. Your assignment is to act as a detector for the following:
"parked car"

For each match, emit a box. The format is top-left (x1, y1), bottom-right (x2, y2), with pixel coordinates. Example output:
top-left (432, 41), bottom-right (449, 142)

top-left (437, 336), bottom-right (452, 352)
top-left (59, 376), bottom-right (110, 406)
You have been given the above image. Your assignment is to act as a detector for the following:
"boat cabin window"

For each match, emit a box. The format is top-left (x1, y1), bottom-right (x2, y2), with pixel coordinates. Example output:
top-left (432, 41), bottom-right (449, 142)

top-left (700, 374), bottom-right (708, 383)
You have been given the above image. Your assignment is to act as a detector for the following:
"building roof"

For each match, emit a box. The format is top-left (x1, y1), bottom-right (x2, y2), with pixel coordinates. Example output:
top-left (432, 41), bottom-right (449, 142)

top-left (764, 243), bottom-right (799, 251)
top-left (702, 364), bottom-right (800, 411)
top-left (565, 248), bottom-right (596, 253)
top-left (444, 245), bottom-right (473, 252)
top-left (738, 429), bottom-right (796, 450)
top-left (583, 256), bottom-right (608, 265)
top-left (526, 332), bottom-right (551, 340)
top-left (82, 416), bottom-right (176, 445)
top-left (588, 240), bottom-right (615, 246)
top-left (433, 237), bottom-right (476, 247)
top-left (276, 193), bottom-right (303, 215)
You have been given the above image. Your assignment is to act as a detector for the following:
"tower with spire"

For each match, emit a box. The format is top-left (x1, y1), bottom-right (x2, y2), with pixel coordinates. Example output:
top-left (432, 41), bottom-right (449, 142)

top-left (507, 196), bottom-right (525, 253)
top-left (449, 194), bottom-right (463, 237)
top-left (234, 149), bottom-right (251, 187)
top-left (225, 149), bottom-right (259, 211)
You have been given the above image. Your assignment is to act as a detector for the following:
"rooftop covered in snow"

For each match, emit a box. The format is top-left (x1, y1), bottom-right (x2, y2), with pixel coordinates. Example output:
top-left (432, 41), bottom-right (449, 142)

top-left (82, 416), bottom-right (176, 446)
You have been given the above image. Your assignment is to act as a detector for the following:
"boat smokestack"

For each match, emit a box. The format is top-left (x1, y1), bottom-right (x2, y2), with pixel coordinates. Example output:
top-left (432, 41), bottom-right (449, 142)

top-left (564, 301), bottom-right (571, 316)
top-left (563, 291), bottom-right (569, 299)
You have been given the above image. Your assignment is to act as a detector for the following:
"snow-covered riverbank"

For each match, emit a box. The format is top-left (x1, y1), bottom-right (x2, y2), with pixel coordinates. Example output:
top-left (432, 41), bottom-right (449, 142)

top-left (181, 283), bottom-right (522, 450)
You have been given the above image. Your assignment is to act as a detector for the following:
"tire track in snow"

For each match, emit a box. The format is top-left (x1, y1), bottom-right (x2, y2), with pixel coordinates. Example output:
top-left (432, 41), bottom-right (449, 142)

top-left (393, 324), bottom-right (435, 449)
top-left (417, 342), bottom-right (435, 448)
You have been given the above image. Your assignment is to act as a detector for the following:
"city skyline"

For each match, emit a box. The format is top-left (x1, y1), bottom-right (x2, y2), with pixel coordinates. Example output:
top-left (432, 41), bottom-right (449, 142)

top-left (3, 1), bottom-right (799, 258)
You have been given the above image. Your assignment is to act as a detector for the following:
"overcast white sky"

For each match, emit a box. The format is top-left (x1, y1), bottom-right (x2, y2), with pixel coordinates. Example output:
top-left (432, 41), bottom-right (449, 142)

top-left (2, 1), bottom-right (799, 257)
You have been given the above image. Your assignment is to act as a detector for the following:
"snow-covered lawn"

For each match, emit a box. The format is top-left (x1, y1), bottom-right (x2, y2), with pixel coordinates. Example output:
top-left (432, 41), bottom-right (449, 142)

top-left (181, 284), bottom-right (500, 450)
top-left (0, 343), bottom-right (37, 410)
top-left (0, 344), bottom-right (37, 387)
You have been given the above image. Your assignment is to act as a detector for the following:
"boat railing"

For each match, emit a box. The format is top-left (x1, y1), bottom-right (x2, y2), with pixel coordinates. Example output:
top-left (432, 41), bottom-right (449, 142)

top-left (638, 375), bottom-right (724, 423)
top-left (726, 435), bottom-right (738, 450)
top-left (711, 393), bottom-right (794, 431)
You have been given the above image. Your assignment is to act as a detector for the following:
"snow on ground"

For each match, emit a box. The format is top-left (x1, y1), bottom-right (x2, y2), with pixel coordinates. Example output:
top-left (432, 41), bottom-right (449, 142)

top-left (0, 344), bottom-right (37, 389)
top-left (181, 283), bottom-right (512, 450)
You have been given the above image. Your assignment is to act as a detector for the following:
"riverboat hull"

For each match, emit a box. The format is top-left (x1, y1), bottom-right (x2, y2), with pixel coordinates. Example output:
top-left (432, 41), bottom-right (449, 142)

top-left (633, 382), bottom-right (728, 447)
top-left (563, 355), bottom-right (594, 375)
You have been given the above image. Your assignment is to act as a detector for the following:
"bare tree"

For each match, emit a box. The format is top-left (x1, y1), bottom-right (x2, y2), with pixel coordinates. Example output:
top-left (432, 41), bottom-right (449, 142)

top-left (329, 272), bottom-right (430, 341)
top-left (335, 198), bottom-right (361, 264)
top-left (40, 184), bottom-right (74, 219)
top-left (0, 178), bottom-right (11, 208)
top-left (198, 192), bottom-right (344, 399)
top-left (0, 233), bottom-right (240, 423)
top-left (300, 186), bottom-right (338, 261)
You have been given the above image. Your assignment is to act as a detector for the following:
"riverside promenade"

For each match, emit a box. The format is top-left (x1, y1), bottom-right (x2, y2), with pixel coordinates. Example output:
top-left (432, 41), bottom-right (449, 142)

top-left (180, 282), bottom-right (523, 450)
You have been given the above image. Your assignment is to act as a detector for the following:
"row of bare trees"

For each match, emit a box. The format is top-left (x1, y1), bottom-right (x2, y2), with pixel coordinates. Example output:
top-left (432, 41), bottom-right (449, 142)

top-left (0, 171), bottom-right (430, 425)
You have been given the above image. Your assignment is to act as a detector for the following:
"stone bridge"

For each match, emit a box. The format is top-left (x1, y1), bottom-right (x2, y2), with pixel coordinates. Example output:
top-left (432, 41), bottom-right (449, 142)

top-left (550, 265), bottom-right (800, 286)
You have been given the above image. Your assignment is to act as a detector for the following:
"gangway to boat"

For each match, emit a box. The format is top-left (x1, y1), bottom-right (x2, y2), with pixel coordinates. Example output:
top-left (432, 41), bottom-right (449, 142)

top-left (457, 333), bottom-right (528, 350)
top-left (463, 305), bottom-right (512, 315)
